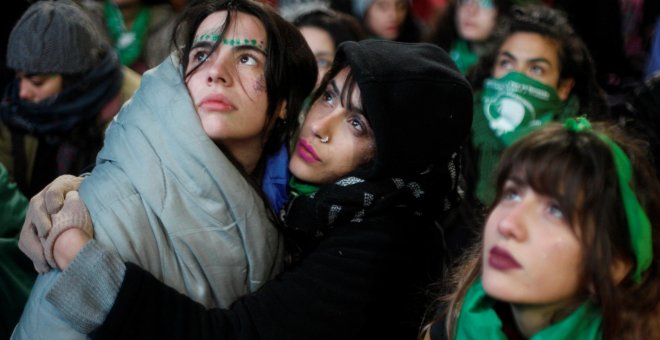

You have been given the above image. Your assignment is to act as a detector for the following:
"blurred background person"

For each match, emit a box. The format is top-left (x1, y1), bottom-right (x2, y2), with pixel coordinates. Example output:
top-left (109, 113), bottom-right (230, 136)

top-left (427, 0), bottom-right (514, 75)
top-left (0, 162), bottom-right (32, 340)
top-left (0, 0), bottom-right (140, 197)
top-left (283, 4), bottom-right (366, 88)
top-left (80, 0), bottom-right (180, 74)
top-left (351, 0), bottom-right (422, 42)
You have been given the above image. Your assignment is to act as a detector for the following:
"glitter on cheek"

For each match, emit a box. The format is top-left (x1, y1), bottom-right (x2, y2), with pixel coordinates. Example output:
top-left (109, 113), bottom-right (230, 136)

top-left (253, 74), bottom-right (266, 93)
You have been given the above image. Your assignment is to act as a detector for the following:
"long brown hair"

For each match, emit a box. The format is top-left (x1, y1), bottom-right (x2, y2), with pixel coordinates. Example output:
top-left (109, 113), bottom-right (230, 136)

top-left (427, 122), bottom-right (660, 339)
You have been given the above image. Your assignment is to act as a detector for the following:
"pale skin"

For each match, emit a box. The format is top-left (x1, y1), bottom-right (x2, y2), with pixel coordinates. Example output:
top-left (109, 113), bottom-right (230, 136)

top-left (456, 0), bottom-right (497, 43)
top-left (187, 10), bottom-right (284, 174)
top-left (288, 67), bottom-right (376, 185)
top-left (299, 26), bottom-right (336, 89)
top-left (55, 67), bottom-right (378, 271)
top-left (482, 176), bottom-right (632, 337)
top-left (492, 32), bottom-right (575, 100)
top-left (16, 72), bottom-right (63, 103)
top-left (364, 0), bottom-right (407, 40)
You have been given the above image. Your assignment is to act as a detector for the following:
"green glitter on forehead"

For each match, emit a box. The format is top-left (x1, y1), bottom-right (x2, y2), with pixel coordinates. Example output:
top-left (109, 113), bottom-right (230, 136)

top-left (193, 32), bottom-right (266, 50)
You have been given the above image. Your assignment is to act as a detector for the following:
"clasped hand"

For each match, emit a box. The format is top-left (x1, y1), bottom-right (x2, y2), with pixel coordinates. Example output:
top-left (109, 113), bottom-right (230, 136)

top-left (18, 175), bottom-right (94, 273)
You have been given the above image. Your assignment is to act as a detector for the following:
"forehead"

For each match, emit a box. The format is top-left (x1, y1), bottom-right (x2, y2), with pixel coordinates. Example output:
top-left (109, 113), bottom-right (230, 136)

top-left (499, 32), bottom-right (560, 64)
top-left (195, 11), bottom-right (267, 45)
top-left (335, 68), bottom-right (362, 106)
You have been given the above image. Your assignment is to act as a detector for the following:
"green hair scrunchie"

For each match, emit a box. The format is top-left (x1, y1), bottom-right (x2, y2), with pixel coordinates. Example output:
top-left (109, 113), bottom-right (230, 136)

top-left (564, 117), bottom-right (652, 283)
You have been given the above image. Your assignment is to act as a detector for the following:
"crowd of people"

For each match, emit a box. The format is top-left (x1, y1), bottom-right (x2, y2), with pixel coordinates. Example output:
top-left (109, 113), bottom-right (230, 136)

top-left (2, 0), bottom-right (660, 339)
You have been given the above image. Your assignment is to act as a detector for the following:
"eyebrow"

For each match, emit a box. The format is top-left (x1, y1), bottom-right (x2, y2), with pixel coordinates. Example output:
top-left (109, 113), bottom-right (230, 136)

top-left (500, 51), bottom-right (552, 66)
top-left (233, 44), bottom-right (267, 56)
top-left (505, 174), bottom-right (527, 187)
top-left (190, 40), bottom-right (267, 56)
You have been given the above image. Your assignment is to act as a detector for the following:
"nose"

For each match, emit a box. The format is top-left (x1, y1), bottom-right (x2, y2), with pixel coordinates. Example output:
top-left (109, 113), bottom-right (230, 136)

top-left (206, 50), bottom-right (232, 86)
top-left (496, 200), bottom-right (529, 241)
top-left (310, 108), bottom-right (343, 143)
top-left (18, 78), bottom-right (34, 102)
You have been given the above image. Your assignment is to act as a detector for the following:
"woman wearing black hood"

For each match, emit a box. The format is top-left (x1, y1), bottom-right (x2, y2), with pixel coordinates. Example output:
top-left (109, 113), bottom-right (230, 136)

top-left (19, 39), bottom-right (473, 339)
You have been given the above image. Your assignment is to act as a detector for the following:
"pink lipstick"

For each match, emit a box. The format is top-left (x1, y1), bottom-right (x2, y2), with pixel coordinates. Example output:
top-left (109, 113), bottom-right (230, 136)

top-left (296, 139), bottom-right (321, 163)
top-left (488, 246), bottom-right (522, 270)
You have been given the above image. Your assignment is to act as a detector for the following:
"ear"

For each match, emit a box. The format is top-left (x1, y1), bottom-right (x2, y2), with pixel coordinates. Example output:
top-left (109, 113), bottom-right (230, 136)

top-left (277, 101), bottom-right (288, 120)
top-left (611, 258), bottom-right (633, 285)
top-left (557, 78), bottom-right (575, 101)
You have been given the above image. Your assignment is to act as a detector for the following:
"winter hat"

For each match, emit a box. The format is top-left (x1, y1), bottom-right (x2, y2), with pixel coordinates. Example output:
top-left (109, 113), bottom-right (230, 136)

top-left (335, 39), bottom-right (473, 178)
top-left (7, 0), bottom-right (106, 75)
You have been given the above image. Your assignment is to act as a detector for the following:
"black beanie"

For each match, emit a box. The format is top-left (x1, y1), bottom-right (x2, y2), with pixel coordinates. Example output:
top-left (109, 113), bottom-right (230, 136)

top-left (335, 39), bottom-right (473, 179)
top-left (6, 0), bottom-right (106, 75)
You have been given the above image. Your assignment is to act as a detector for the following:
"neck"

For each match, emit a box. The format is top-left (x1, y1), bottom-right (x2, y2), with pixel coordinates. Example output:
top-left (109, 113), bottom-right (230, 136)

top-left (469, 41), bottom-right (488, 56)
top-left (118, 2), bottom-right (142, 28)
top-left (510, 300), bottom-right (577, 338)
top-left (222, 140), bottom-right (263, 175)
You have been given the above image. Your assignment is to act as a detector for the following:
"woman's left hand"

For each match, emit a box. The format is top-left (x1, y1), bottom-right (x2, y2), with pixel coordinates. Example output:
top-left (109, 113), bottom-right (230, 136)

top-left (45, 191), bottom-right (94, 269)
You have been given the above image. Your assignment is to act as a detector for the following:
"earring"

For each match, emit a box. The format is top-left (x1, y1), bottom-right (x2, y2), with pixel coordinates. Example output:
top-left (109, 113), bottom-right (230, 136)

top-left (320, 136), bottom-right (329, 143)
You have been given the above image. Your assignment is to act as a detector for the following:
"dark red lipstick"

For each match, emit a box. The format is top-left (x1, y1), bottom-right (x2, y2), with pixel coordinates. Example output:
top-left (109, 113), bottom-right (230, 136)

top-left (488, 246), bottom-right (522, 270)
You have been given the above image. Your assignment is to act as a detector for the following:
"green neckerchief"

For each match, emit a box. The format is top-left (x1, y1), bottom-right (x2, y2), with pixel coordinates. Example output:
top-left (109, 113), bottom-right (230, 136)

top-left (104, 0), bottom-right (150, 66)
top-left (450, 39), bottom-right (479, 75)
top-left (481, 72), bottom-right (570, 146)
top-left (456, 278), bottom-right (602, 340)
top-left (472, 73), bottom-right (579, 205)
top-left (288, 176), bottom-right (319, 198)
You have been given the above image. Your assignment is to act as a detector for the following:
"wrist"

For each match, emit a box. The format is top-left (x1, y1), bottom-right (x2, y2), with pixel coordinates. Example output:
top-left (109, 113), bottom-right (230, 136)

top-left (53, 228), bottom-right (91, 270)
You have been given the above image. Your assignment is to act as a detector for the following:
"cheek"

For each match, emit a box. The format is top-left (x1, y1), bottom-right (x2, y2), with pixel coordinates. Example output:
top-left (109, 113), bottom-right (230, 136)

top-left (253, 74), bottom-right (266, 93)
top-left (185, 75), bottom-right (204, 102)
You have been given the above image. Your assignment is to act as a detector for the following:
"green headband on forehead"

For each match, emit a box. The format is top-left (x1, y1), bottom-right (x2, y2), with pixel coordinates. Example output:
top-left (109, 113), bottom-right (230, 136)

top-left (564, 117), bottom-right (652, 283)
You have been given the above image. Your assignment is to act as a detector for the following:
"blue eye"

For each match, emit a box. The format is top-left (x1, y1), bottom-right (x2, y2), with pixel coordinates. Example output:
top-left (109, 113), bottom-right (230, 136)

top-left (317, 58), bottom-right (332, 70)
top-left (502, 187), bottom-right (521, 202)
top-left (547, 203), bottom-right (565, 219)
top-left (192, 50), bottom-right (209, 63)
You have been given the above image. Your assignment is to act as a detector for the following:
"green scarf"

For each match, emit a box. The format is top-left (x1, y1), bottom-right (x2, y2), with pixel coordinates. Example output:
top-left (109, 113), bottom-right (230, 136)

top-left (471, 72), bottom-right (579, 204)
top-left (456, 279), bottom-right (602, 339)
top-left (288, 176), bottom-right (319, 198)
top-left (104, 0), bottom-right (150, 66)
top-left (450, 39), bottom-right (479, 75)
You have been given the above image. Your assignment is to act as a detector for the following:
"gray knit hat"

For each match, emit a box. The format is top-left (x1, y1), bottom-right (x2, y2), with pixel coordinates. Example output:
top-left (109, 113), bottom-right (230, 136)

top-left (7, 0), bottom-right (106, 74)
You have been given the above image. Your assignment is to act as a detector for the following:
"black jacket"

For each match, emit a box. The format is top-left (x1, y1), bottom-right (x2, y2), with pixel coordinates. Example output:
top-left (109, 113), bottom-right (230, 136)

top-left (91, 205), bottom-right (446, 339)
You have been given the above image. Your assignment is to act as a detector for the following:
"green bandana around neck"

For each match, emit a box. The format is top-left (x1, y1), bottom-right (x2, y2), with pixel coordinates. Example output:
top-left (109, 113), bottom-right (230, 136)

top-left (450, 39), bottom-right (479, 75)
top-left (456, 278), bottom-right (602, 340)
top-left (481, 72), bottom-right (569, 146)
top-left (564, 117), bottom-right (653, 283)
top-left (288, 176), bottom-right (319, 198)
top-left (105, 0), bottom-right (150, 66)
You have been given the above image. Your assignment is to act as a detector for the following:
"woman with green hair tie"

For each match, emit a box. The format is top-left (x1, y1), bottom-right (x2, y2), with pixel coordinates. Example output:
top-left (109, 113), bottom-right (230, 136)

top-left (423, 117), bottom-right (660, 339)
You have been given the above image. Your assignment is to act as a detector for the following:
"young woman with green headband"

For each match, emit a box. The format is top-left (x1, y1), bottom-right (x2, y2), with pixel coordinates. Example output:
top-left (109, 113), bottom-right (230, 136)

top-left (465, 4), bottom-right (609, 206)
top-left (423, 118), bottom-right (660, 339)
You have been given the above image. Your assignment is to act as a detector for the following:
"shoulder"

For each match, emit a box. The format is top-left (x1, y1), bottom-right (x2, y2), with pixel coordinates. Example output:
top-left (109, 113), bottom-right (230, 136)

top-left (120, 66), bottom-right (142, 103)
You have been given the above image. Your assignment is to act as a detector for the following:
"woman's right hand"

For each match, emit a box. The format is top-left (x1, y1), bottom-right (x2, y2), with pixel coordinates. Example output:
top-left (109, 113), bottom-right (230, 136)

top-left (18, 175), bottom-right (91, 272)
